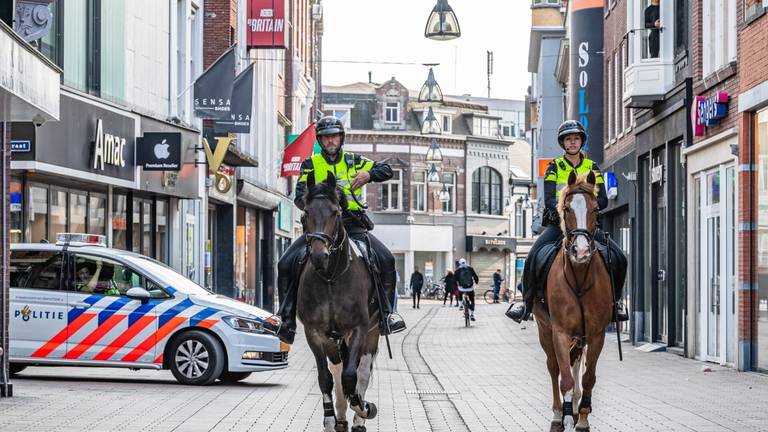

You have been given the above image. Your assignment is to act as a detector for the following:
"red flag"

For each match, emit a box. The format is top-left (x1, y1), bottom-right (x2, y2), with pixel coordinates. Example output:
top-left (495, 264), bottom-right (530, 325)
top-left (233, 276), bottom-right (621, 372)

top-left (280, 123), bottom-right (316, 177)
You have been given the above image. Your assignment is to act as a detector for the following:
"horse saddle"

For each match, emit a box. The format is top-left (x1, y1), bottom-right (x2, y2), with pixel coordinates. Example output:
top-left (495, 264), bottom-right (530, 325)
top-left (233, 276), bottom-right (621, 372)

top-left (533, 239), bottom-right (562, 301)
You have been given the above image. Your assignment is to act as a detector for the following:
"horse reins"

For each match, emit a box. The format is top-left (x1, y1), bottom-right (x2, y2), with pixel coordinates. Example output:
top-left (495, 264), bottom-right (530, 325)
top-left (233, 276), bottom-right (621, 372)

top-left (561, 189), bottom-right (599, 349)
top-left (305, 215), bottom-right (352, 285)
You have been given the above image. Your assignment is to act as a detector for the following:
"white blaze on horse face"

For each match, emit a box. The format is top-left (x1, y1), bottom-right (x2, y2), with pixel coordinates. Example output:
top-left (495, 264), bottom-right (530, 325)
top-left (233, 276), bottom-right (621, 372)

top-left (570, 194), bottom-right (590, 259)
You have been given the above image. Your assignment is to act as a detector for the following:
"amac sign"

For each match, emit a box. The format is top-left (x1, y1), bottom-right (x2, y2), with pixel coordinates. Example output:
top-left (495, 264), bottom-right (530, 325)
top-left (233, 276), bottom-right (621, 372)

top-left (246, 0), bottom-right (287, 49)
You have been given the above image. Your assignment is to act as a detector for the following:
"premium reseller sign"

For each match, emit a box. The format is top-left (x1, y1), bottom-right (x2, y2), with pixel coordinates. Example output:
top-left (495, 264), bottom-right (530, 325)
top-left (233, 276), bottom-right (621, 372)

top-left (247, 0), bottom-right (288, 49)
top-left (137, 132), bottom-right (182, 171)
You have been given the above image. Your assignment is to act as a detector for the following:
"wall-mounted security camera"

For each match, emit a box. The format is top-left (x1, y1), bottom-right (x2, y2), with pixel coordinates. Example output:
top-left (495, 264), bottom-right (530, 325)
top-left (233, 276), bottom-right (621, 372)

top-left (32, 113), bottom-right (47, 128)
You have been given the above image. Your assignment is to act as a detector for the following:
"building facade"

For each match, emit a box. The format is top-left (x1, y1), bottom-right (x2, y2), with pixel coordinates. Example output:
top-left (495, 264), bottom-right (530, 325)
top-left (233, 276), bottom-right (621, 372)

top-left (322, 78), bottom-right (525, 294)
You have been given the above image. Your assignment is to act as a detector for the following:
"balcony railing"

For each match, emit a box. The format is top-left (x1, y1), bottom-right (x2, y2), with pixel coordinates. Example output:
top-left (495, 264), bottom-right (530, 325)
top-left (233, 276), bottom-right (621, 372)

top-left (622, 28), bottom-right (673, 108)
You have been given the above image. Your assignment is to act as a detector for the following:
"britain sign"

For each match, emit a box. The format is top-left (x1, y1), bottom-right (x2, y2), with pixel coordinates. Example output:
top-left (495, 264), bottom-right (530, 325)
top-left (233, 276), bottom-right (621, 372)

top-left (246, 0), bottom-right (288, 49)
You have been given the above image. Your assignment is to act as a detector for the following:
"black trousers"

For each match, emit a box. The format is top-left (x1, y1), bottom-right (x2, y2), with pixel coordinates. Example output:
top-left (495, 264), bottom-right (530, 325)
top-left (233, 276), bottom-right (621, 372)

top-left (277, 228), bottom-right (396, 327)
top-left (648, 30), bottom-right (660, 58)
top-left (460, 291), bottom-right (475, 311)
top-left (412, 289), bottom-right (421, 308)
top-left (443, 288), bottom-right (458, 305)
top-left (521, 224), bottom-right (626, 306)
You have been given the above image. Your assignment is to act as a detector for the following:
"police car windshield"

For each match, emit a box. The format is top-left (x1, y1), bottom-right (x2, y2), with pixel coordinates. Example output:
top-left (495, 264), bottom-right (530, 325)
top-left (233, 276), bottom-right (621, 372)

top-left (122, 255), bottom-right (213, 296)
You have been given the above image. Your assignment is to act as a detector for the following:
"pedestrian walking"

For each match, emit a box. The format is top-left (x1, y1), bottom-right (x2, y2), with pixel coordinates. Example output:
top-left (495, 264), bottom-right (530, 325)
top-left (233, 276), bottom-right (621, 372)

top-left (441, 270), bottom-right (458, 307)
top-left (492, 269), bottom-right (504, 303)
top-left (410, 266), bottom-right (424, 309)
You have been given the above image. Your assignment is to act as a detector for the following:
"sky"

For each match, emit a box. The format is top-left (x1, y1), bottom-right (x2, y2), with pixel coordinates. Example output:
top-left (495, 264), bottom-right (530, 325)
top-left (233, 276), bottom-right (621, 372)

top-left (321, 0), bottom-right (532, 101)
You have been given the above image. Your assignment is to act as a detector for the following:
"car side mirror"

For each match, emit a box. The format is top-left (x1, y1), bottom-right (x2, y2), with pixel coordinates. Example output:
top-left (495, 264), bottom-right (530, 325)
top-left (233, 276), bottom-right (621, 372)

top-left (126, 287), bottom-right (151, 304)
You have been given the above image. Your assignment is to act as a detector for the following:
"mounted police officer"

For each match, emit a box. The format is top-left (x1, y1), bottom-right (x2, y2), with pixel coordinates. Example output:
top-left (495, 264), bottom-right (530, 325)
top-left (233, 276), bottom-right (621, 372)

top-left (506, 120), bottom-right (629, 323)
top-left (276, 116), bottom-right (407, 344)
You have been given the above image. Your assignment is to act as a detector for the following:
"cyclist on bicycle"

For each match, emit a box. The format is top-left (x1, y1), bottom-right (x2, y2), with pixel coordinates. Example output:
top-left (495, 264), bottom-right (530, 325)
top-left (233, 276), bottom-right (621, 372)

top-left (455, 258), bottom-right (479, 321)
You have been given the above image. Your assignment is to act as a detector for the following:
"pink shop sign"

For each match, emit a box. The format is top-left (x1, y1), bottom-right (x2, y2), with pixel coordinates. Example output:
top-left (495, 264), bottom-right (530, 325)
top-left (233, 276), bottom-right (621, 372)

top-left (691, 92), bottom-right (729, 137)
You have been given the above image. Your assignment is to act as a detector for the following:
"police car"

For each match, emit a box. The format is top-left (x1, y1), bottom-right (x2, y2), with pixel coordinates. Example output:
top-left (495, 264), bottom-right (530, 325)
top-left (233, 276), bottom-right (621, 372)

top-left (8, 234), bottom-right (288, 385)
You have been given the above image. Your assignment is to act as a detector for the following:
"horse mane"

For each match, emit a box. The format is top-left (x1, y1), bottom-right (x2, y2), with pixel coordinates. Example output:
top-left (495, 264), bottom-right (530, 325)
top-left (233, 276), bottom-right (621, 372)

top-left (557, 175), bottom-right (596, 214)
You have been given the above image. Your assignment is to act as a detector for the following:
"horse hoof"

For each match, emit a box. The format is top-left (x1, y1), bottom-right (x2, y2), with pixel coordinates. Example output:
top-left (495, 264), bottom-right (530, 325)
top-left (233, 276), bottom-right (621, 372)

top-left (335, 420), bottom-right (349, 432)
top-left (365, 402), bottom-right (377, 420)
top-left (351, 427), bottom-right (366, 432)
top-left (575, 427), bottom-right (590, 432)
top-left (549, 421), bottom-right (564, 432)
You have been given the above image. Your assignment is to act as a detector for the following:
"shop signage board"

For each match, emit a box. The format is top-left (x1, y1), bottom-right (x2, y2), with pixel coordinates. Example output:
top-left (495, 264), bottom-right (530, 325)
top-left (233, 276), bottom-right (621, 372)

top-left (214, 64), bottom-right (254, 134)
top-left (10, 140), bottom-right (30, 152)
top-left (137, 132), bottom-right (182, 171)
top-left (466, 235), bottom-right (515, 252)
top-left (246, 0), bottom-right (288, 49)
top-left (193, 46), bottom-right (235, 120)
top-left (691, 91), bottom-right (729, 137)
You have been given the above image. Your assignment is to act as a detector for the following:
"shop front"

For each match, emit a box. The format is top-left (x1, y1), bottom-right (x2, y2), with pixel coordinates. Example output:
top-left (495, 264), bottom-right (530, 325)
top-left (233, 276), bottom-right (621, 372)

top-left (11, 91), bottom-right (199, 272)
top-left (684, 91), bottom-right (738, 366)
top-left (752, 104), bottom-right (768, 372)
top-left (466, 235), bottom-right (515, 291)
top-left (633, 80), bottom-right (689, 349)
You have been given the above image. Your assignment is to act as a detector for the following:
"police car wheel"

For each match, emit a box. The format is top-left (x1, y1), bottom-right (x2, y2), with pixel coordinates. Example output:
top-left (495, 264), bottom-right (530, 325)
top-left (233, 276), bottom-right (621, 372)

top-left (218, 371), bottom-right (252, 383)
top-left (9, 364), bottom-right (26, 375)
top-left (169, 330), bottom-right (225, 386)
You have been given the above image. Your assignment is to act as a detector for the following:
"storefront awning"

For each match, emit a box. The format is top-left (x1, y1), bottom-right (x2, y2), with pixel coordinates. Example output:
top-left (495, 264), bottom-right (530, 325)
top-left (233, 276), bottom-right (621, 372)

top-left (224, 144), bottom-right (259, 168)
top-left (0, 20), bottom-right (60, 122)
top-left (466, 235), bottom-right (515, 253)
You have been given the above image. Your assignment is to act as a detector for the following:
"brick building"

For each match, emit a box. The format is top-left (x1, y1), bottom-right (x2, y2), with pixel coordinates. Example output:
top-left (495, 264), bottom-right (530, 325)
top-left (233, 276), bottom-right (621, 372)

top-left (322, 78), bottom-right (526, 293)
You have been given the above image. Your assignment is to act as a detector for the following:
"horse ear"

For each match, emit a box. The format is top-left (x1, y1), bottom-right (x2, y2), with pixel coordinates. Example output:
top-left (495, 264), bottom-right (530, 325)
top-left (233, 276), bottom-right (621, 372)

top-left (325, 174), bottom-right (337, 189)
top-left (587, 170), bottom-right (596, 185)
top-left (307, 172), bottom-right (316, 189)
top-left (567, 170), bottom-right (577, 186)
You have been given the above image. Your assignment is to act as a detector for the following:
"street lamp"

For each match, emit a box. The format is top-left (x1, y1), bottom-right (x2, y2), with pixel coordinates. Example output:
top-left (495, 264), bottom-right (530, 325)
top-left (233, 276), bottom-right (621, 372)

top-left (438, 183), bottom-right (451, 203)
top-left (424, 0), bottom-right (461, 41)
top-left (418, 68), bottom-right (444, 103)
top-left (427, 164), bottom-right (442, 185)
top-left (425, 138), bottom-right (443, 164)
top-left (421, 107), bottom-right (442, 135)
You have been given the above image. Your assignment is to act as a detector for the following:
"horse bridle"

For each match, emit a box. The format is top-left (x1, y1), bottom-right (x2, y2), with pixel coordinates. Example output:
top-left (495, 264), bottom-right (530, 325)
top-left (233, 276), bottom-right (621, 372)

top-left (562, 190), bottom-right (599, 261)
top-left (304, 207), bottom-right (346, 254)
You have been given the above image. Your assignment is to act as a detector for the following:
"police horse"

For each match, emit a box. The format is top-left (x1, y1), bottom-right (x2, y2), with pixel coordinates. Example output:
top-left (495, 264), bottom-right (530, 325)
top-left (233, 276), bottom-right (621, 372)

top-left (297, 174), bottom-right (380, 432)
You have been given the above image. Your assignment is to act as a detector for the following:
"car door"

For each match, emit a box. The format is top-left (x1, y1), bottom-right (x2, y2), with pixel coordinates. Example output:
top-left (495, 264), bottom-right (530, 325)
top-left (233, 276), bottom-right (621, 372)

top-left (9, 249), bottom-right (68, 360)
top-left (64, 253), bottom-right (159, 364)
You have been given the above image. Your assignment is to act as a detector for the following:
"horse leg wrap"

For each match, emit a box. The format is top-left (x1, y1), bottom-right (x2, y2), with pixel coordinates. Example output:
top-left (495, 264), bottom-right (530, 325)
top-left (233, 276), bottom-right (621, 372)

top-left (578, 395), bottom-right (592, 413)
top-left (323, 401), bottom-right (336, 418)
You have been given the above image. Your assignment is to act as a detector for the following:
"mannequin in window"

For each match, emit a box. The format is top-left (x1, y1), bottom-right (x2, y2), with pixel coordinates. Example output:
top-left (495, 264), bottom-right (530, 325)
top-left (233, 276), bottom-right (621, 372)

top-left (645, 0), bottom-right (661, 58)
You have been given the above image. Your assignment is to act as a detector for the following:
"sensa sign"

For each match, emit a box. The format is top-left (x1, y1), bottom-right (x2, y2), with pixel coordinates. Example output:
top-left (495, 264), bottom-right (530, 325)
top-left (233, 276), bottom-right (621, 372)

top-left (247, 0), bottom-right (288, 49)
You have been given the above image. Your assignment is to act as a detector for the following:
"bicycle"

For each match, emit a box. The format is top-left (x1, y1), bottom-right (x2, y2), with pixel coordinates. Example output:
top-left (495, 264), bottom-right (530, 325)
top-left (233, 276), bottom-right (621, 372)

top-left (462, 292), bottom-right (471, 327)
top-left (484, 285), bottom-right (513, 304)
top-left (424, 282), bottom-right (445, 300)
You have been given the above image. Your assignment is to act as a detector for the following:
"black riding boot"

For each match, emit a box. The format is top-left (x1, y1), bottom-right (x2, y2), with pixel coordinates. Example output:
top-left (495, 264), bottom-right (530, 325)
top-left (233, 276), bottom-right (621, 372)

top-left (380, 269), bottom-right (406, 334)
top-left (276, 274), bottom-right (298, 344)
top-left (506, 282), bottom-right (533, 323)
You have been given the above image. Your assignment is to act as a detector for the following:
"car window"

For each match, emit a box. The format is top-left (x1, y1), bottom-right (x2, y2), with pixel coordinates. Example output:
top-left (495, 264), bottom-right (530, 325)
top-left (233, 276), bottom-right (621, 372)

top-left (145, 278), bottom-right (172, 300)
top-left (10, 250), bottom-right (63, 290)
top-left (122, 255), bottom-right (213, 297)
top-left (73, 255), bottom-right (129, 296)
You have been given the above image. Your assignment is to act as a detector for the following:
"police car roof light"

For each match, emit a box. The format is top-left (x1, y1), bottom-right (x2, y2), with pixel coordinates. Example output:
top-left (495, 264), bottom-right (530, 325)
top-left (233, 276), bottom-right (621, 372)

top-left (55, 233), bottom-right (107, 247)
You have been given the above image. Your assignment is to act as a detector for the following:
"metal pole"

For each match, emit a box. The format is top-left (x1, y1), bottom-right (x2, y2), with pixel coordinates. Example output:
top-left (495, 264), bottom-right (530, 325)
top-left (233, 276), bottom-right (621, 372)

top-left (1, 119), bottom-right (11, 397)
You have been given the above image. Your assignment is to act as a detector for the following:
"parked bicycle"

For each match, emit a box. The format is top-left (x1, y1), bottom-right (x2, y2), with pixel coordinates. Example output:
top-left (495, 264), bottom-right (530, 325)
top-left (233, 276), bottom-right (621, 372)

top-left (424, 282), bottom-right (445, 300)
top-left (483, 284), bottom-right (514, 304)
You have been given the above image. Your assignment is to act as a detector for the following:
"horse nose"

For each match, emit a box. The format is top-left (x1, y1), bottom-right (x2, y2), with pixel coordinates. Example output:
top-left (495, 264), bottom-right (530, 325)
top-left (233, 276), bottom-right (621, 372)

top-left (311, 251), bottom-right (329, 270)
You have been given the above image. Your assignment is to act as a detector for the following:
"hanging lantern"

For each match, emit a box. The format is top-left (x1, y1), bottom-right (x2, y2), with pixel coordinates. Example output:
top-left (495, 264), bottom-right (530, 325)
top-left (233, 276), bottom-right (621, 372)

top-left (418, 68), bottom-right (444, 103)
top-left (427, 164), bottom-right (442, 185)
top-left (438, 183), bottom-right (451, 202)
top-left (424, 0), bottom-right (462, 41)
top-left (425, 138), bottom-right (444, 164)
top-left (421, 107), bottom-right (442, 135)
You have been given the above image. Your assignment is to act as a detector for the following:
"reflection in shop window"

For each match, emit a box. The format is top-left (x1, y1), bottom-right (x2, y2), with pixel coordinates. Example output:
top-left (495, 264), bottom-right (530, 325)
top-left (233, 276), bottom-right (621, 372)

top-left (29, 185), bottom-right (48, 243)
top-left (112, 194), bottom-right (127, 250)
top-left (10, 178), bottom-right (23, 243)
top-left (156, 200), bottom-right (168, 262)
top-left (50, 189), bottom-right (67, 240)
top-left (88, 193), bottom-right (106, 235)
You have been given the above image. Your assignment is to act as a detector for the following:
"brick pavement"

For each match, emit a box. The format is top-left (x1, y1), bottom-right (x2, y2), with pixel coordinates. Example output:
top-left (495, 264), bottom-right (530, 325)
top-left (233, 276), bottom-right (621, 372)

top-left (0, 300), bottom-right (767, 432)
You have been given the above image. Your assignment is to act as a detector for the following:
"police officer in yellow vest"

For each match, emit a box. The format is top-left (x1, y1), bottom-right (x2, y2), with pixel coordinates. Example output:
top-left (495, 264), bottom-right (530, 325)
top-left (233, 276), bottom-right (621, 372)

top-left (506, 120), bottom-right (629, 323)
top-left (276, 116), bottom-right (407, 344)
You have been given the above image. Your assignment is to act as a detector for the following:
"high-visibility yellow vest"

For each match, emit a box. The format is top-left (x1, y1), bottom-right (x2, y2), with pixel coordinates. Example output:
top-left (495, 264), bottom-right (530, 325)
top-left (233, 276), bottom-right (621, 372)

top-left (299, 151), bottom-right (374, 211)
top-left (544, 156), bottom-right (604, 199)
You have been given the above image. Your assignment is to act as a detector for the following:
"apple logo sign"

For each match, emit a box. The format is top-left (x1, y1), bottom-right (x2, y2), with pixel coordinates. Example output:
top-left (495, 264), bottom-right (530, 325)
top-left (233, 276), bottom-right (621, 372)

top-left (154, 139), bottom-right (170, 159)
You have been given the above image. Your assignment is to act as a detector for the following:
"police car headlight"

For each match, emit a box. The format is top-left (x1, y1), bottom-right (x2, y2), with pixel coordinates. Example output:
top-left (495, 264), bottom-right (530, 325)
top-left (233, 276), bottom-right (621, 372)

top-left (222, 316), bottom-right (265, 333)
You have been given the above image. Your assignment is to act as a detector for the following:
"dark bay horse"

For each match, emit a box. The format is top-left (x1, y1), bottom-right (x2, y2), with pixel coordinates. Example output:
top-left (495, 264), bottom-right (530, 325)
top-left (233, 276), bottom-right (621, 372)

top-left (297, 174), bottom-right (379, 432)
top-left (535, 171), bottom-right (614, 432)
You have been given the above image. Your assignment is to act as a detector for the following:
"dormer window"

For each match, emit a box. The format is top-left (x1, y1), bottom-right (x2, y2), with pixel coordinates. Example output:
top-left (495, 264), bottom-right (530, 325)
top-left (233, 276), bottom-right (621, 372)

top-left (385, 102), bottom-right (400, 123)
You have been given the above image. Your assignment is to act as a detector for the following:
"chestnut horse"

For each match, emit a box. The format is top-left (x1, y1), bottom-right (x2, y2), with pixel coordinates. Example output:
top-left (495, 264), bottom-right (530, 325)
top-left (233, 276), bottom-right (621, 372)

top-left (298, 174), bottom-right (379, 432)
top-left (535, 171), bottom-right (614, 432)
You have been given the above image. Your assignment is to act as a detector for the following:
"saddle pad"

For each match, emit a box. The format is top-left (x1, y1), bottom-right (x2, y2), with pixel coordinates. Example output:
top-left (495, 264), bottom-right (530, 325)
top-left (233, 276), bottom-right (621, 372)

top-left (534, 240), bottom-right (561, 302)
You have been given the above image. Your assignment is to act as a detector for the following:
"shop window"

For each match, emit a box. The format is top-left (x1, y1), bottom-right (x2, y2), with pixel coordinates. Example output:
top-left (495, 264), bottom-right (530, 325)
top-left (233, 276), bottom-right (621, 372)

top-left (112, 193), bottom-right (127, 250)
top-left (472, 166), bottom-right (503, 215)
top-left (28, 184), bottom-right (48, 243)
top-left (156, 200), bottom-right (168, 263)
top-left (756, 107), bottom-right (768, 370)
top-left (381, 170), bottom-right (402, 211)
top-left (442, 172), bottom-right (456, 213)
top-left (10, 250), bottom-right (63, 290)
top-left (69, 191), bottom-right (87, 234)
top-left (412, 171), bottom-right (427, 212)
top-left (10, 178), bottom-right (23, 243)
top-left (88, 193), bottom-right (106, 235)
top-left (50, 189), bottom-right (67, 240)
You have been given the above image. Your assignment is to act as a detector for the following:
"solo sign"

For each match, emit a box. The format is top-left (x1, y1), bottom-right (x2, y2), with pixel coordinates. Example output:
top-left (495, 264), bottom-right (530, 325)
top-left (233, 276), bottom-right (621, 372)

top-left (692, 92), bottom-right (729, 137)
top-left (246, 0), bottom-right (287, 49)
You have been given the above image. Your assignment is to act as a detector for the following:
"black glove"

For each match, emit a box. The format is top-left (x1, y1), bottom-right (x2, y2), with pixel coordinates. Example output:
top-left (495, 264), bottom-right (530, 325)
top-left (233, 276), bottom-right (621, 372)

top-left (544, 209), bottom-right (560, 226)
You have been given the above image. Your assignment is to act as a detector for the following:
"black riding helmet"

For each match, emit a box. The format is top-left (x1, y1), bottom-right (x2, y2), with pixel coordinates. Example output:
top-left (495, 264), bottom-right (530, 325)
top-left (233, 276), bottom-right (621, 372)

top-left (557, 120), bottom-right (587, 149)
top-left (315, 116), bottom-right (345, 157)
